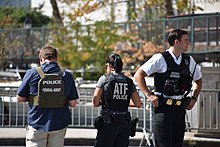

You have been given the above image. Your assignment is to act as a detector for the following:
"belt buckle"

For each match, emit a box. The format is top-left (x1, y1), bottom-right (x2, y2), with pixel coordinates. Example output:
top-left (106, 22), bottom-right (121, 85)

top-left (176, 100), bottom-right (181, 106)
top-left (166, 99), bottom-right (172, 105)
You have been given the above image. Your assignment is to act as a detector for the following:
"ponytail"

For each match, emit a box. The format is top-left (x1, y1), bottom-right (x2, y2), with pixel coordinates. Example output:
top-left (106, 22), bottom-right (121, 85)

top-left (106, 53), bottom-right (123, 73)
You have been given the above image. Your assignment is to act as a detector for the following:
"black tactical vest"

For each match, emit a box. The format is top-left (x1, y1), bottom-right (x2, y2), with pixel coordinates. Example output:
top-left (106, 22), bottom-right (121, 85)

top-left (102, 73), bottom-right (133, 112)
top-left (154, 51), bottom-right (193, 96)
top-left (29, 67), bottom-right (67, 108)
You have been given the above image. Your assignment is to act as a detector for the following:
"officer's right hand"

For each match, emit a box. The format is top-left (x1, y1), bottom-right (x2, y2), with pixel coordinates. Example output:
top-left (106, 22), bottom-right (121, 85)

top-left (147, 95), bottom-right (159, 108)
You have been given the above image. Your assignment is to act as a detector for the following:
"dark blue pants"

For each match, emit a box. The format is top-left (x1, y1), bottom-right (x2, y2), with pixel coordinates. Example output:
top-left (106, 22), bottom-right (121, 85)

top-left (153, 105), bottom-right (186, 147)
top-left (94, 120), bottom-right (130, 147)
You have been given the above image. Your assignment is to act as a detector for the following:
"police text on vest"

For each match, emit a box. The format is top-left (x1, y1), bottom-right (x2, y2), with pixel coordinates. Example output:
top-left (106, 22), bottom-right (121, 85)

top-left (113, 83), bottom-right (128, 100)
top-left (43, 80), bottom-right (62, 85)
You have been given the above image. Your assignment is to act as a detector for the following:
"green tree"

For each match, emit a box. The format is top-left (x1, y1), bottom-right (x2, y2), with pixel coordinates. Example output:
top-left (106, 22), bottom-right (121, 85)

top-left (52, 21), bottom-right (126, 79)
top-left (50, 0), bottom-right (130, 79)
top-left (176, 0), bottom-right (203, 15)
top-left (0, 7), bottom-right (51, 70)
top-left (0, 7), bottom-right (51, 28)
top-left (49, 0), bottom-right (204, 78)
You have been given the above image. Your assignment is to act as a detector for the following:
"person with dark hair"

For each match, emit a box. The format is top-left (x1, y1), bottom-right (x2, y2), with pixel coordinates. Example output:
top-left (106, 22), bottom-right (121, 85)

top-left (17, 45), bottom-right (79, 147)
top-left (134, 29), bottom-right (202, 147)
top-left (92, 53), bottom-right (142, 147)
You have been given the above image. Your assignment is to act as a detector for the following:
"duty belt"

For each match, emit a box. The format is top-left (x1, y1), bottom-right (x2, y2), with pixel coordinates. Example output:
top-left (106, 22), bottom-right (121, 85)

top-left (157, 97), bottom-right (183, 106)
top-left (164, 98), bottom-right (182, 106)
top-left (111, 111), bottom-right (130, 122)
top-left (111, 111), bottom-right (129, 115)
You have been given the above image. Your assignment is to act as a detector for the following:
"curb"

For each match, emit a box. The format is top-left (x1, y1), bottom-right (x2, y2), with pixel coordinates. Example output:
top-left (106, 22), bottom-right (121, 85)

top-left (0, 138), bottom-right (142, 146)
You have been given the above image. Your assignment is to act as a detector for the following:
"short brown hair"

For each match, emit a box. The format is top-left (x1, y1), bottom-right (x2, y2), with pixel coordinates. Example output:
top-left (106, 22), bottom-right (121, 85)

top-left (168, 29), bottom-right (188, 46)
top-left (39, 45), bottom-right (58, 60)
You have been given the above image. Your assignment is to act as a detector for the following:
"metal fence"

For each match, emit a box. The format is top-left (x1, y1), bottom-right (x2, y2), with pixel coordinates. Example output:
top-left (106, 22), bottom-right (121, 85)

top-left (115, 13), bottom-right (220, 54)
top-left (1, 13), bottom-right (220, 67)
top-left (0, 86), bottom-right (149, 130)
top-left (0, 85), bottom-right (220, 134)
top-left (187, 89), bottom-right (220, 133)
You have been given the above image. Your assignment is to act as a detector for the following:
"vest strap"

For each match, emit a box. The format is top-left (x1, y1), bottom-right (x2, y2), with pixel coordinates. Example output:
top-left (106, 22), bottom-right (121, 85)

top-left (28, 96), bottom-right (39, 105)
top-left (28, 67), bottom-right (44, 105)
top-left (35, 67), bottom-right (45, 79)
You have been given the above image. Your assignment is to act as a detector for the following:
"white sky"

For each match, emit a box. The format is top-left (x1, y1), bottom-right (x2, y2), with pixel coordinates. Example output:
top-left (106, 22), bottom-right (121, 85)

top-left (195, 1), bottom-right (220, 14)
top-left (31, 0), bottom-right (63, 17)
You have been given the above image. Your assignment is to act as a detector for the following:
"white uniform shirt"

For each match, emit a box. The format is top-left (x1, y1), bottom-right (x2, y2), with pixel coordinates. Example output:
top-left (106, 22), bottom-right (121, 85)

top-left (140, 49), bottom-right (202, 99)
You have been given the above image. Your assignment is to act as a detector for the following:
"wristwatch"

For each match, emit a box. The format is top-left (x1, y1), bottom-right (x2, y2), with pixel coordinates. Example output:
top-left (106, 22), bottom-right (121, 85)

top-left (191, 96), bottom-right (197, 102)
top-left (146, 93), bottom-right (152, 98)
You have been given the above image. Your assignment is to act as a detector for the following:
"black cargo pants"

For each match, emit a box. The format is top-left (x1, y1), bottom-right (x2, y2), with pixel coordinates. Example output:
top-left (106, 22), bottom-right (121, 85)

top-left (153, 104), bottom-right (186, 147)
top-left (94, 115), bottom-right (130, 147)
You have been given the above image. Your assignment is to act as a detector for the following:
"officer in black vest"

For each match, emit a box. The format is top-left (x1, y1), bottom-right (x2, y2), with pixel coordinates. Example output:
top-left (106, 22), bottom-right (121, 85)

top-left (92, 53), bottom-right (142, 147)
top-left (134, 29), bottom-right (202, 147)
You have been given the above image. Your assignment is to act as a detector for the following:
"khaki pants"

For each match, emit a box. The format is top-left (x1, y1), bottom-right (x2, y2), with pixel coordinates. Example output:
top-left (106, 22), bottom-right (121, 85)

top-left (26, 125), bottom-right (67, 147)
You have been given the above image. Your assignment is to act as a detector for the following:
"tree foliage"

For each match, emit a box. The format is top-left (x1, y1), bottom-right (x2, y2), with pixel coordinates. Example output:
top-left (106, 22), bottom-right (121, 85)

top-left (0, 7), bottom-right (51, 28)
top-left (176, 0), bottom-right (203, 15)
top-left (52, 20), bottom-right (127, 79)
top-left (49, 0), bottom-right (126, 79)
top-left (49, 0), bottom-right (204, 78)
top-left (0, 7), bottom-right (51, 70)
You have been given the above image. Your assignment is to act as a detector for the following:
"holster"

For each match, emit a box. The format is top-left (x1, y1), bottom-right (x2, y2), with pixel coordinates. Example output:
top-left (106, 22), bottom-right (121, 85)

top-left (101, 109), bottom-right (112, 124)
top-left (130, 117), bottom-right (139, 137)
top-left (94, 116), bottom-right (103, 130)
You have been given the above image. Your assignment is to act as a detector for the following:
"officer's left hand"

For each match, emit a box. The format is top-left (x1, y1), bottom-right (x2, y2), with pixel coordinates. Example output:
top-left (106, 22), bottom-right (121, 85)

top-left (186, 98), bottom-right (197, 110)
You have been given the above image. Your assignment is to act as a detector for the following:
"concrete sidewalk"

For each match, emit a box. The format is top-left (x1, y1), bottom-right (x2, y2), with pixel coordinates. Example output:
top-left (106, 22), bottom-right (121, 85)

top-left (0, 127), bottom-right (143, 146)
top-left (0, 127), bottom-right (220, 146)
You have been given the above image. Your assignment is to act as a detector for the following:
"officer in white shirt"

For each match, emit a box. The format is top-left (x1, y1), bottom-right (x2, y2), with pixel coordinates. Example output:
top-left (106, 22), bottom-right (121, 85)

top-left (134, 29), bottom-right (202, 147)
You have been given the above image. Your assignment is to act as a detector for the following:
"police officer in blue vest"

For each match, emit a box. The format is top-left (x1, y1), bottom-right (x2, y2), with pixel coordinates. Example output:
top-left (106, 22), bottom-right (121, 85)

top-left (92, 53), bottom-right (142, 147)
top-left (17, 45), bottom-right (79, 147)
top-left (134, 29), bottom-right (202, 147)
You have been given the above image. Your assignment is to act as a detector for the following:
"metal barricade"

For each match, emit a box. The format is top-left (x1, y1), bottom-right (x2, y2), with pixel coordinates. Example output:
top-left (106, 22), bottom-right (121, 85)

top-left (71, 87), bottom-right (147, 129)
top-left (0, 86), bottom-right (147, 129)
top-left (1, 85), bottom-right (220, 144)
top-left (138, 94), bottom-right (154, 147)
top-left (186, 89), bottom-right (220, 133)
